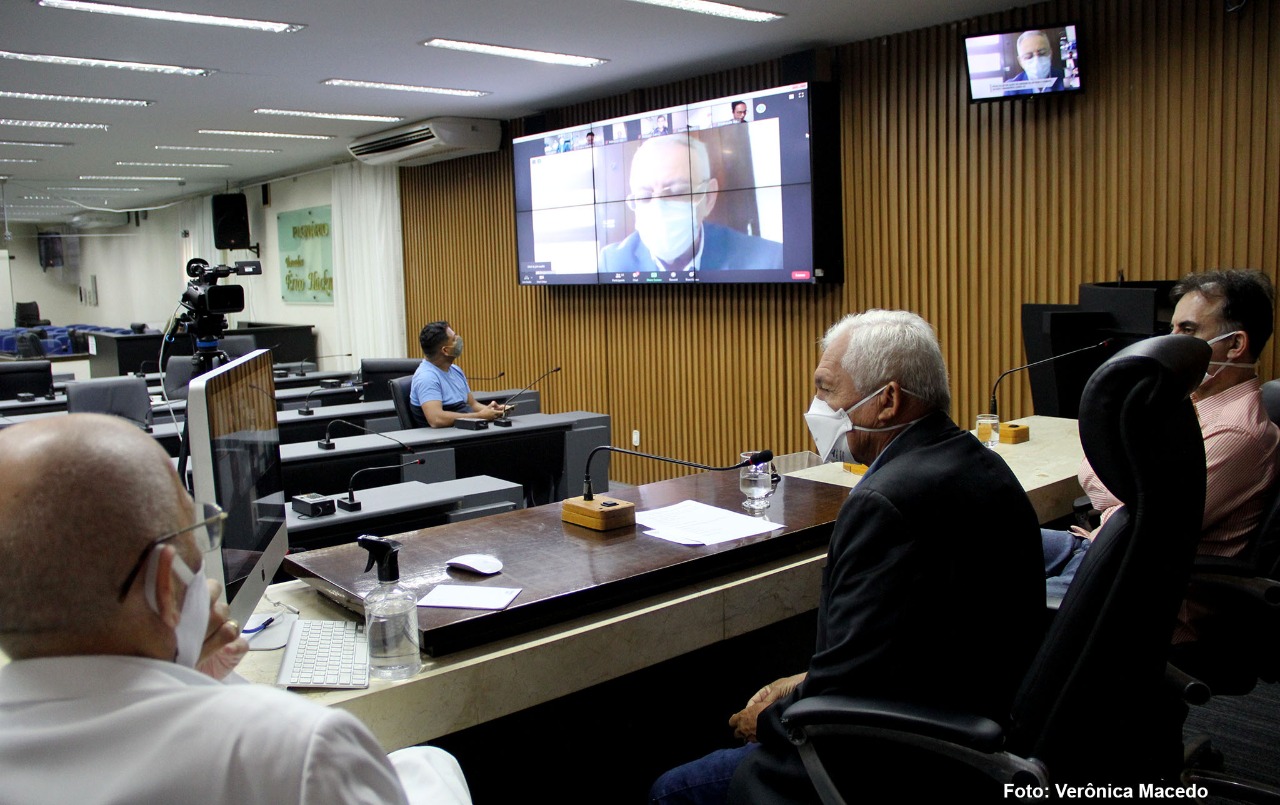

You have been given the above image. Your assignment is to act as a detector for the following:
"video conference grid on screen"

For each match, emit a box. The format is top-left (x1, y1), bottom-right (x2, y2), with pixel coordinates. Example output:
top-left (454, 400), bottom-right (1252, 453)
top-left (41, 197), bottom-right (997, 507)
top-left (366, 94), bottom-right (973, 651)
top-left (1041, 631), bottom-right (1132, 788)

top-left (513, 82), bottom-right (816, 285)
top-left (965, 25), bottom-right (1080, 102)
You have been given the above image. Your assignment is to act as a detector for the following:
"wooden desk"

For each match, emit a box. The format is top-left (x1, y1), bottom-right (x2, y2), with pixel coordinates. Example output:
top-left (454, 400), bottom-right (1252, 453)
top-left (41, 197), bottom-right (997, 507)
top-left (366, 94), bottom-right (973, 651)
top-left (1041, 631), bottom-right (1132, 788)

top-left (239, 466), bottom-right (843, 750)
top-left (785, 415), bottom-right (1085, 524)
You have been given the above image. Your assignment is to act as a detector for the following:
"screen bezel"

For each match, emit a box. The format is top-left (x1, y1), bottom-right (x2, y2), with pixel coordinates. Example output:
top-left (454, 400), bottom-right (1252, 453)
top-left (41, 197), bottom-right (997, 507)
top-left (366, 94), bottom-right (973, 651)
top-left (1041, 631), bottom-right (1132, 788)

top-left (963, 23), bottom-right (1083, 104)
top-left (186, 349), bottom-right (288, 627)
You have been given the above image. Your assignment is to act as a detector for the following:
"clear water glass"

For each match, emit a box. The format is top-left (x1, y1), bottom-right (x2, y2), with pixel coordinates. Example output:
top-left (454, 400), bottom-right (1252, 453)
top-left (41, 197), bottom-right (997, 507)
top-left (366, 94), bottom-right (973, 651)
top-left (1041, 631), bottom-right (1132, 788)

top-left (739, 451), bottom-right (775, 511)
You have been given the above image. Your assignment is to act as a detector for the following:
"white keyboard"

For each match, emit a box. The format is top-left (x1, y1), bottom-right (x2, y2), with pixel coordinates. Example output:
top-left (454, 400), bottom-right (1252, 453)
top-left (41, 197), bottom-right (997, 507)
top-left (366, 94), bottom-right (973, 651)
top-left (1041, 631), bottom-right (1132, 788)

top-left (276, 620), bottom-right (370, 689)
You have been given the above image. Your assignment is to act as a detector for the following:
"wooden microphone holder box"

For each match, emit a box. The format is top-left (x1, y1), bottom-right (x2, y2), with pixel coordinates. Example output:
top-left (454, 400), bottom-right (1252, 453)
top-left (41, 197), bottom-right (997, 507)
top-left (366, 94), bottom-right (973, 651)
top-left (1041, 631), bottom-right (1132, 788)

top-left (561, 496), bottom-right (637, 531)
top-left (1000, 423), bottom-right (1031, 444)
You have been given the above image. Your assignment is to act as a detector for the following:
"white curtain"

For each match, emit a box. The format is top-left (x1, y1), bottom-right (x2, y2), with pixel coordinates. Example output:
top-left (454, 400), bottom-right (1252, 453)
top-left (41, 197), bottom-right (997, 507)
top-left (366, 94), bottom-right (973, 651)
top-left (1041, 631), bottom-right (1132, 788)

top-left (177, 196), bottom-right (215, 269)
top-left (331, 162), bottom-right (406, 369)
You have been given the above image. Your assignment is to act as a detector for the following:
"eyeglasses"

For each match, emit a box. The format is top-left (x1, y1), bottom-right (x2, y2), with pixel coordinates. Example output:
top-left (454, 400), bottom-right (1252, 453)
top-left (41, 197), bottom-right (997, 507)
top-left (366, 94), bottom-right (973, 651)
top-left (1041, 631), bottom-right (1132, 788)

top-left (625, 181), bottom-right (710, 211)
top-left (117, 501), bottom-right (226, 602)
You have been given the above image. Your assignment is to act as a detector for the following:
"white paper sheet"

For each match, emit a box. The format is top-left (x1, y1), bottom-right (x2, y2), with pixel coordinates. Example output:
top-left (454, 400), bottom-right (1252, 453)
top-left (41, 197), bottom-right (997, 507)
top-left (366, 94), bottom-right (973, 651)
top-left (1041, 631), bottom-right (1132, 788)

top-left (418, 585), bottom-right (522, 610)
top-left (635, 499), bottom-right (785, 546)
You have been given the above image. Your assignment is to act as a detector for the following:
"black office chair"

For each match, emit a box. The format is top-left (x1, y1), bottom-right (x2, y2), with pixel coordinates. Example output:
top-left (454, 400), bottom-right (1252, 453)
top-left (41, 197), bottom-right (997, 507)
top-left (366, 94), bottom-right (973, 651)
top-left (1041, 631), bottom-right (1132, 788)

top-left (0, 360), bottom-right (53, 399)
top-left (14, 301), bottom-right (50, 329)
top-left (389, 376), bottom-right (420, 429)
top-left (66, 376), bottom-right (153, 431)
top-left (361, 358), bottom-right (423, 402)
top-left (220, 335), bottom-right (256, 360)
top-left (774, 335), bottom-right (1211, 802)
top-left (16, 332), bottom-right (45, 358)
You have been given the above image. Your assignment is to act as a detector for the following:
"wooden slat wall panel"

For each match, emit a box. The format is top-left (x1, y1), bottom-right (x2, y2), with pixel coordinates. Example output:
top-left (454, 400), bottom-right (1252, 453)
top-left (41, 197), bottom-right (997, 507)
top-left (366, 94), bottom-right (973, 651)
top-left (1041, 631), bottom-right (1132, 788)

top-left (402, 0), bottom-right (1280, 486)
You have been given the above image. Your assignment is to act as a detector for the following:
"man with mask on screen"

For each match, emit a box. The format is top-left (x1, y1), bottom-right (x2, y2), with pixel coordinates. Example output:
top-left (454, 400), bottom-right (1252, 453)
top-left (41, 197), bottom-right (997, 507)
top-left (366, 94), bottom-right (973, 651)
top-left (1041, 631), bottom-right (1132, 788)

top-left (1005, 29), bottom-right (1065, 94)
top-left (599, 134), bottom-right (782, 275)
top-left (649, 310), bottom-right (1044, 804)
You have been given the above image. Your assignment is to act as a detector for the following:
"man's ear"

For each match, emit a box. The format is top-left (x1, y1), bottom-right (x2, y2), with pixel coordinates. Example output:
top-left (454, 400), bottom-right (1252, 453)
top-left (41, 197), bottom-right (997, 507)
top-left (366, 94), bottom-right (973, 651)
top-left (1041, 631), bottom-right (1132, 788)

top-left (1228, 330), bottom-right (1251, 362)
top-left (152, 545), bottom-right (182, 629)
top-left (879, 381), bottom-right (903, 421)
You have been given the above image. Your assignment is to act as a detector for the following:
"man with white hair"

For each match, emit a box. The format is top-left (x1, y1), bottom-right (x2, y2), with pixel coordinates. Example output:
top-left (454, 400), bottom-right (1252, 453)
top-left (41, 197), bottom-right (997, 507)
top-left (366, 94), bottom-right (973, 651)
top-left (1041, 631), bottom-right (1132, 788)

top-left (599, 133), bottom-right (782, 275)
top-left (0, 414), bottom-right (471, 805)
top-left (651, 311), bottom-right (1045, 804)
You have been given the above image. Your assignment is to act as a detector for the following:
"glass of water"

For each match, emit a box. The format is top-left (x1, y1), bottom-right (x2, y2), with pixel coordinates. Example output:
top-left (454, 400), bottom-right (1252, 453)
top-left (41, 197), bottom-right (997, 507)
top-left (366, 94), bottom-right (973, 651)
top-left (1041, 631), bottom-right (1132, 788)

top-left (740, 451), bottom-right (776, 511)
top-left (975, 413), bottom-right (1000, 448)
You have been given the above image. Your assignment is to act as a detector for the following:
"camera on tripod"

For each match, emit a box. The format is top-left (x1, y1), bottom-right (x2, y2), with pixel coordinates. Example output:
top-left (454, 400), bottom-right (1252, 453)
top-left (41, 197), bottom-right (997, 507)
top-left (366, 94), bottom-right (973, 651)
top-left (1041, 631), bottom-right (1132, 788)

top-left (181, 258), bottom-right (262, 315)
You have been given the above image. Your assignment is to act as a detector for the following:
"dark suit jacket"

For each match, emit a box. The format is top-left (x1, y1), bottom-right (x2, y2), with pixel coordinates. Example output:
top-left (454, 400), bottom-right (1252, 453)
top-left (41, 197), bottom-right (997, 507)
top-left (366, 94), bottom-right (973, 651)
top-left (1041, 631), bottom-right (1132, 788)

top-left (729, 411), bottom-right (1045, 803)
top-left (598, 222), bottom-right (783, 274)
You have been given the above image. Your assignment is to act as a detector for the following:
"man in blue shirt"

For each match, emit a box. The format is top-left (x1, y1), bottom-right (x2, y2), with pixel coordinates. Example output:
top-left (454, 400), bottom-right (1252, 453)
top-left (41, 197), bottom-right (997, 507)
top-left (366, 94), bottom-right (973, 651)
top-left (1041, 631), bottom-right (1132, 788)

top-left (408, 321), bottom-right (505, 428)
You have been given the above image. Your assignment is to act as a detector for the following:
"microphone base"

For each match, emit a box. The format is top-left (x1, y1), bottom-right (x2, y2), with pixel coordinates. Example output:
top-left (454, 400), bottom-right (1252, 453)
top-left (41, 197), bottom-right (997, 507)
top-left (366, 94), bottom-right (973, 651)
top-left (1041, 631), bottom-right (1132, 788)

top-left (298, 408), bottom-right (315, 416)
top-left (317, 439), bottom-right (335, 450)
top-left (561, 496), bottom-right (636, 531)
top-left (492, 418), bottom-right (513, 427)
top-left (336, 497), bottom-right (362, 512)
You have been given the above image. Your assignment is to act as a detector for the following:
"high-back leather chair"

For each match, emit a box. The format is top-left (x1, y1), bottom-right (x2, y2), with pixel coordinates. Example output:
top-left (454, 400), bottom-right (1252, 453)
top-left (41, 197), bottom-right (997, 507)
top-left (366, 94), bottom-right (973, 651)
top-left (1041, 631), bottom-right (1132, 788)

top-left (776, 335), bottom-right (1211, 802)
top-left (389, 376), bottom-right (421, 429)
top-left (66, 376), bottom-right (153, 431)
top-left (360, 359), bottom-right (422, 402)
top-left (14, 301), bottom-right (50, 329)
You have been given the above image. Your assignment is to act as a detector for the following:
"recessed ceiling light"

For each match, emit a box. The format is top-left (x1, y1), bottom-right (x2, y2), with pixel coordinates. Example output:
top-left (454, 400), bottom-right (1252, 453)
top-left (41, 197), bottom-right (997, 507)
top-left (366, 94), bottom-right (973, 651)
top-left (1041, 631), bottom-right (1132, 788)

top-left (254, 108), bottom-right (403, 123)
top-left (49, 186), bottom-right (141, 192)
top-left (0, 139), bottom-right (70, 147)
top-left (623, 0), bottom-right (783, 22)
top-left (156, 145), bottom-right (279, 154)
top-left (0, 119), bottom-right (109, 130)
top-left (322, 78), bottom-right (491, 98)
top-left (116, 161), bottom-right (229, 168)
top-left (198, 129), bottom-right (333, 140)
top-left (0, 49), bottom-right (213, 77)
top-left (423, 38), bottom-right (606, 68)
top-left (81, 175), bottom-right (185, 181)
top-left (9, 204), bottom-right (77, 209)
top-left (22, 195), bottom-right (53, 200)
top-left (0, 89), bottom-right (153, 106)
top-left (0, 158), bottom-right (40, 163)
top-left (35, 0), bottom-right (305, 33)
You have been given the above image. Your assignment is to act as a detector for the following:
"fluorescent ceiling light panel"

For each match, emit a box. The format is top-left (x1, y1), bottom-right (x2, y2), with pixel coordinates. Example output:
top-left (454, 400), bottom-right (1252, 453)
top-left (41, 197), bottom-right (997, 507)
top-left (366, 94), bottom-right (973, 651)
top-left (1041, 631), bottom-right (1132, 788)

top-left (81, 175), bottom-right (184, 181)
top-left (198, 129), bottom-right (332, 140)
top-left (49, 186), bottom-right (140, 191)
top-left (0, 119), bottom-right (109, 130)
top-left (35, 0), bottom-right (305, 33)
top-left (0, 89), bottom-right (152, 106)
top-left (0, 140), bottom-right (69, 147)
top-left (423, 38), bottom-right (606, 67)
top-left (156, 145), bottom-right (278, 154)
top-left (623, 0), bottom-right (784, 22)
top-left (322, 78), bottom-right (490, 98)
top-left (117, 161), bottom-right (229, 168)
top-left (0, 158), bottom-right (40, 163)
top-left (22, 195), bottom-right (53, 199)
top-left (254, 108), bottom-right (402, 123)
top-left (0, 49), bottom-right (212, 76)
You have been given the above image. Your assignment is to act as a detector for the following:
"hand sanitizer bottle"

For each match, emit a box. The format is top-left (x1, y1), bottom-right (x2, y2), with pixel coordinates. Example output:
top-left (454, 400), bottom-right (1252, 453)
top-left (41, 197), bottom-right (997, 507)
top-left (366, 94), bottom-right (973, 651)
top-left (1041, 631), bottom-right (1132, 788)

top-left (357, 535), bottom-right (421, 680)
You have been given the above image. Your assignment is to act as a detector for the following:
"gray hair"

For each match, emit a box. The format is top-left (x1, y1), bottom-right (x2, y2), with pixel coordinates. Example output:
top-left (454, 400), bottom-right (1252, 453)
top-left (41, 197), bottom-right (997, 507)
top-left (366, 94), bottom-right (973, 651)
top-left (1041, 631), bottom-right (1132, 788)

top-left (634, 133), bottom-right (712, 186)
top-left (822, 310), bottom-right (951, 414)
top-left (1016, 30), bottom-right (1051, 55)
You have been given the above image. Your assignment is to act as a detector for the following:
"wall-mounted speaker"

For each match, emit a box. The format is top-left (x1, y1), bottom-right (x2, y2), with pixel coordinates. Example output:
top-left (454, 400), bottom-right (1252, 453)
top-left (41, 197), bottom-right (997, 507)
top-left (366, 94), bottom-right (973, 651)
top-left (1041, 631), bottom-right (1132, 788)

top-left (212, 193), bottom-right (251, 250)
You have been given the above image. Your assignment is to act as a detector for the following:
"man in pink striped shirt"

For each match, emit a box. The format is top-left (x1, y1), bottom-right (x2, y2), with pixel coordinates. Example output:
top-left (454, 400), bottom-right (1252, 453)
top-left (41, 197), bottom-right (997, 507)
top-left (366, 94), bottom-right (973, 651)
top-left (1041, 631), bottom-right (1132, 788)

top-left (1044, 270), bottom-right (1279, 640)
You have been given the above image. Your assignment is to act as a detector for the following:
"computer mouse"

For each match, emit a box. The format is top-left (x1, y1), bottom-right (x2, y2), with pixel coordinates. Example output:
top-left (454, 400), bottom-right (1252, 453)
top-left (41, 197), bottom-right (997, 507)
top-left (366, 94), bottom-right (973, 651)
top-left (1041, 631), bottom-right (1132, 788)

top-left (446, 553), bottom-right (503, 575)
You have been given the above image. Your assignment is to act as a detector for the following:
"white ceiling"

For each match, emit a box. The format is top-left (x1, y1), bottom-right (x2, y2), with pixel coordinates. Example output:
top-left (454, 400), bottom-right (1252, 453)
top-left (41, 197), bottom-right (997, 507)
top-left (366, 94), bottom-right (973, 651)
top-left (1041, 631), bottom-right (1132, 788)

top-left (0, 0), bottom-right (1036, 225)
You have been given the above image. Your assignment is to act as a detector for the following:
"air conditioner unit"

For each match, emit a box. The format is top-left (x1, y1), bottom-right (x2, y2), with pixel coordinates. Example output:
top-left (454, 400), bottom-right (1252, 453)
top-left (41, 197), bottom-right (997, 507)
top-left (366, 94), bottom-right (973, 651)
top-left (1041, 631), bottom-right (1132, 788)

top-left (347, 118), bottom-right (502, 166)
top-left (70, 211), bottom-right (130, 230)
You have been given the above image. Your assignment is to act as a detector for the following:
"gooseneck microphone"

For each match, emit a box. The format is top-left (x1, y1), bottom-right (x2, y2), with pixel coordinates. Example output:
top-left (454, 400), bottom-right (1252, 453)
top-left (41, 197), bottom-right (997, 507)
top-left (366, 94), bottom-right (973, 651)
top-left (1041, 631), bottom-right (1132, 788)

top-left (468, 370), bottom-right (506, 382)
top-left (562, 447), bottom-right (774, 531)
top-left (318, 419), bottom-right (414, 451)
top-left (989, 339), bottom-right (1112, 417)
top-left (580, 446), bottom-right (773, 501)
top-left (338, 459), bottom-right (425, 511)
top-left (297, 353), bottom-right (352, 377)
top-left (493, 366), bottom-right (561, 427)
top-left (297, 381), bottom-right (369, 416)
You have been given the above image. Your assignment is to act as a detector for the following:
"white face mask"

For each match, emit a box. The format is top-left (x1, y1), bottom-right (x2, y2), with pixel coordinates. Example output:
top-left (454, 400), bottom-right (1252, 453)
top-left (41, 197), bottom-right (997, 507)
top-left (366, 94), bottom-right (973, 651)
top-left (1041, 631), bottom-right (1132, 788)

top-left (805, 384), bottom-right (924, 462)
top-left (635, 199), bottom-right (697, 264)
top-left (1022, 55), bottom-right (1052, 80)
top-left (1201, 330), bottom-right (1257, 385)
top-left (144, 548), bottom-right (210, 668)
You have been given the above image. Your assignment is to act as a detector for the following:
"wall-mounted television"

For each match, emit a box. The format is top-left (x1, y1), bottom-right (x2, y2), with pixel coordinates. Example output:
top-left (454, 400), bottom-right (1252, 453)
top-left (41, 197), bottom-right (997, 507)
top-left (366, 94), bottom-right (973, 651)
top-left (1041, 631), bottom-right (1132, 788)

top-left (964, 25), bottom-right (1081, 102)
top-left (512, 81), bottom-right (842, 285)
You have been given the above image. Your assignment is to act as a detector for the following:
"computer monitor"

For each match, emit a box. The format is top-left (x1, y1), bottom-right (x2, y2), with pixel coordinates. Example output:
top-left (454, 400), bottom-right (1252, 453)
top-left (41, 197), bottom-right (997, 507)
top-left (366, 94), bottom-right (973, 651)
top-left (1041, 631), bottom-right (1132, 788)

top-left (0, 360), bottom-right (53, 400)
top-left (186, 349), bottom-right (288, 626)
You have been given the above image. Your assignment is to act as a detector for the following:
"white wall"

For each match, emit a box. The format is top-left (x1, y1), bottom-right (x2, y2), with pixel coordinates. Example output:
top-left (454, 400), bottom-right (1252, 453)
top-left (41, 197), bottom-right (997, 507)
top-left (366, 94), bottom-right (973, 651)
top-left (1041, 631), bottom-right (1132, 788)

top-left (6, 170), bottom-right (344, 365)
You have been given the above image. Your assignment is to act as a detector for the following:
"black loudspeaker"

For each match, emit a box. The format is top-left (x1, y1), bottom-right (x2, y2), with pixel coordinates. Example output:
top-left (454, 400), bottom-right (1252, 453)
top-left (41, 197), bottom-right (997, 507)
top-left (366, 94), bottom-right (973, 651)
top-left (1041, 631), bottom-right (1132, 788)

top-left (212, 193), bottom-right (251, 250)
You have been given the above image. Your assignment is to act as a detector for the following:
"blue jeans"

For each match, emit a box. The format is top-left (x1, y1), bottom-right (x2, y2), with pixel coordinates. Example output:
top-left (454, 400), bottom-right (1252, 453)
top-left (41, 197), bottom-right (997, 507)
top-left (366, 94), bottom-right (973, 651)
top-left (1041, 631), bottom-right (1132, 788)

top-left (1042, 527), bottom-right (1091, 599)
top-left (650, 744), bottom-right (757, 805)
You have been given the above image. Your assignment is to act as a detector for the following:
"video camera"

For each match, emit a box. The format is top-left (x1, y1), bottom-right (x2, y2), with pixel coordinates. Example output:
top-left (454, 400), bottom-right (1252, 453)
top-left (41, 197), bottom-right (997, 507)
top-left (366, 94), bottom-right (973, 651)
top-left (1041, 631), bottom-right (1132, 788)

top-left (181, 258), bottom-right (263, 315)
